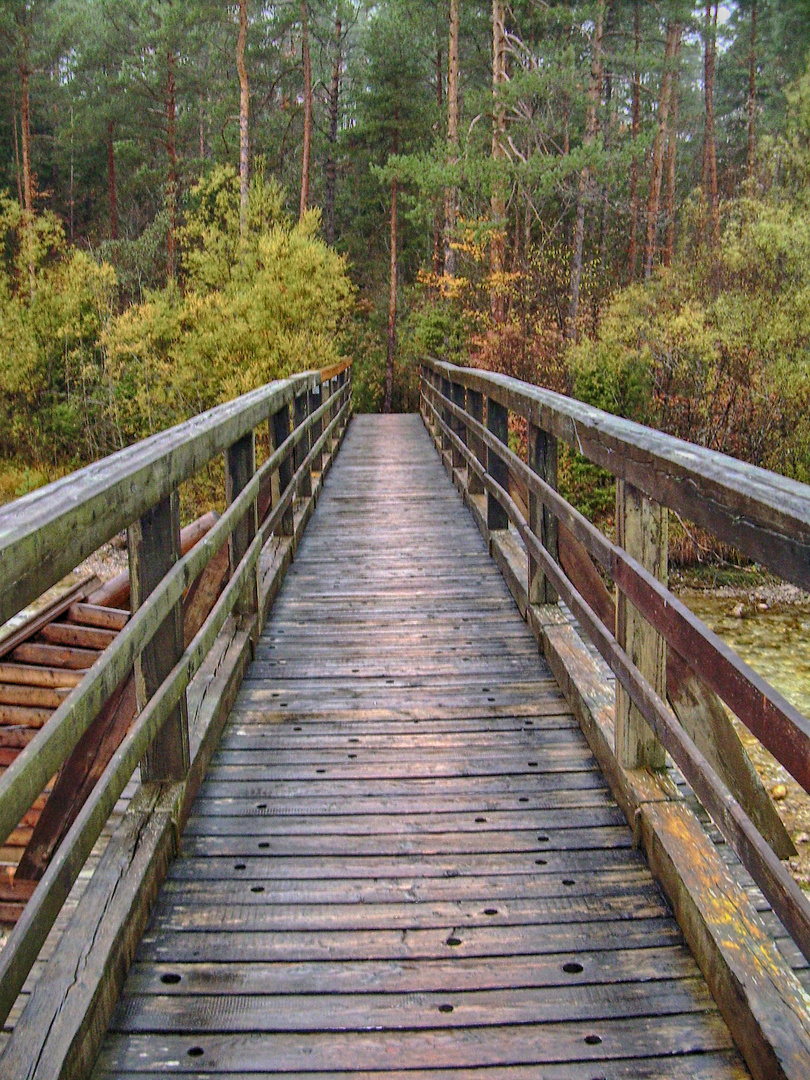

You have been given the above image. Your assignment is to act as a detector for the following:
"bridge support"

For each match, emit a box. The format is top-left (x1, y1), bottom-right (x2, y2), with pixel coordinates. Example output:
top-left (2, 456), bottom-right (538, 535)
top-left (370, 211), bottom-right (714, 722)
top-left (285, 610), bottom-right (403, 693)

top-left (128, 492), bottom-right (189, 782)
top-left (615, 479), bottom-right (668, 771)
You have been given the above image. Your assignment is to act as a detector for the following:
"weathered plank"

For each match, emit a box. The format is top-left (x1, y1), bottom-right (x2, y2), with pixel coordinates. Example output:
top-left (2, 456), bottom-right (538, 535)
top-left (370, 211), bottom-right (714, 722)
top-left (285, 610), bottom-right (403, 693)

top-left (94, 415), bottom-right (748, 1080)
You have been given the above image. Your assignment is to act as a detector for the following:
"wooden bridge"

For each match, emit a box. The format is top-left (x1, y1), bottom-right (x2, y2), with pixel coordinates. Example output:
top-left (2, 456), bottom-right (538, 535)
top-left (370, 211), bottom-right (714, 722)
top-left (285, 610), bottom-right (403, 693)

top-left (0, 360), bottom-right (809, 1078)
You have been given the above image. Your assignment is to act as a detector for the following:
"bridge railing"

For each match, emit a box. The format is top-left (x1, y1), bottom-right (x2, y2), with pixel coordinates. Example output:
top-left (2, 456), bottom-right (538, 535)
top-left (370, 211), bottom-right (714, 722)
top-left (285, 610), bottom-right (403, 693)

top-left (0, 361), bottom-right (351, 1024)
top-left (420, 356), bottom-right (810, 964)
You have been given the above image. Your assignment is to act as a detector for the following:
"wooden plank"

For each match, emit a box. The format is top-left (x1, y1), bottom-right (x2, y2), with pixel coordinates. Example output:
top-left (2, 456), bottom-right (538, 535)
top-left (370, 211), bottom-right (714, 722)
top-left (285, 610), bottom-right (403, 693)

top-left (0, 577), bottom-right (98, 661)
top-left (0, 373), bottom-right (317, 627)
top-left (38, 623), bottom-right (118, 651)
top-left (424, 358), bottom-right (810, 592)
top-left (0, 664), bottom-right (83, 690)
top-left (9, 642), bottom-right (100, 670)
top-left (94, 1012), bottom-right (738, 1072)
top-left (129, 490), bottom-right (189, 783)
top-left (66, 604), bottom-right (129, 631)
top-left (615, 480), bottom-right (667, 770)
top-left (0, 684), bottom-right (68, 709)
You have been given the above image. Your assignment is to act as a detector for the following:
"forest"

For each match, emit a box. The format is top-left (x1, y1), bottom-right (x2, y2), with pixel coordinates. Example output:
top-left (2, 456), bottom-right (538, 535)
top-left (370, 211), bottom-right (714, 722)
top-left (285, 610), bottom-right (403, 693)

top-left (1, 0), bottom-right (809, 506)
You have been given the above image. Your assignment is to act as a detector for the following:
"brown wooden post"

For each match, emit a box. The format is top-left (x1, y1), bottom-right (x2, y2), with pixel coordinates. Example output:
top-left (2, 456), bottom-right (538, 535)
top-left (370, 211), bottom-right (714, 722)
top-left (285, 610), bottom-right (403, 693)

top-left (467, 388), bottom-right (485, 496)
top-left (615, 479), bottom-right (668, 769)
top-left (309, 382), bottom-right (323, 474)
top-left (128, 491), bottom-right (189, 781)
top-left (440, 376), bottom-right (452, 455)
top-left (451, 379), bottom-right (466, 470)
top-left (294, 389), bottom-right (312, 498)
top-left (226, 431), bottom-right (258, 618)
top-left (528, 423), bottom-right (558, 604)
top-left (271, 403), bottom-right (294, 537)
top-left (322, 376), bottom-right (334, 453)
top-left (486, 397), bottom-right (509, 532)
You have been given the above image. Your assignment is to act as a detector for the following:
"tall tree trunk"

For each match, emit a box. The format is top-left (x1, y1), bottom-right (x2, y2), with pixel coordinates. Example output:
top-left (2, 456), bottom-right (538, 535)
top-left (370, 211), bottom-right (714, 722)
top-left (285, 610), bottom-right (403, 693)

top-left (444, 0), bottom-right (460, 277)
top-left (663, 39), bottom-right (681, 267)
top-left (490, 0), bottom-right (507, 323)
top-left (11, 84), bottom-right (22, 207)
top-left (432, 44), bottom-right (444, 276)
top-left (643, 22), bottom-right (680, 279)
top-left (199, 92), bottom-right (206, 160)
top-left (702, 2), bottom-right (720, 249)
top-left (237, 0), bottom-right (250, 235)
top-left (166, 49), bottom-right (177, 279)
top-left (107, 119), bottom-right (118, 240)
top-left (566, 7), bottom-right (603, 342)
top-left (747, 0), bottom-right (757, 180)
top-left (385, 175), bottom-right (398, 414)
top-left (325, 12), bottom-right (342, 246)
top-left (299, 0), bottom-right (312, 220)
top-left (627, 0), bottom-right (640, 281)
top-left (598, 0), bottom-right (614, 266)
top-left (19, 61), bottom-right (35, 294)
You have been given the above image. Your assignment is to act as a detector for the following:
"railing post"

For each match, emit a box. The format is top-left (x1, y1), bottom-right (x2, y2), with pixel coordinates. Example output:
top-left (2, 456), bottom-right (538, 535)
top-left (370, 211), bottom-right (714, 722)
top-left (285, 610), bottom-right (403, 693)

top-left (226, 431), bottom-right (259, 619)
top-left (128, 490), bottom-right (189, 781)
top-left (440, 376), bottom-right (453, 459)
top-left (322, 376), bottom-right (334, 453)
top-left (467, 389), bottom-right (485, 496)
top-left (486, 397), bottom-right (509, 532)
top-left (528, 423), bottom-right (558, 604)
top-left (294, 388), bottom-right (312, 498)
top-left (451, 380), bottom-right (466, 471)
top-left (309, 381), bottom-right (323, 474)
top-left (271, 402), bottom-right (294, 537)
top-left (615, 479), bottom-right (668, 770)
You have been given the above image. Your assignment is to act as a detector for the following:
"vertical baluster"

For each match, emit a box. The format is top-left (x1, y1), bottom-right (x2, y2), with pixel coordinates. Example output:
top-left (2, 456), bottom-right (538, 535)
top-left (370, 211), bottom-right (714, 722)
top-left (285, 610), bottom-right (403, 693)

top-left (486, 397), bottom-right (509, 532)
top-left (467, 388), bottom-right (485, 496)
top-left (322, 376), bottom-right (333, 455)
top-left (615, 480), bottom-right (667, 769)
top-left (451, 380), bottom-right (466, 471)
top-left (271, 402), bottom-right (294, 537)
top-left (294, 389), bottom-right (312, 498)
top-left (528, 423), bottom-right (558, 605)
top-left (309, 381), bottom-right (323, 475)
top-left (128, 491), bottom-right (189, 781)
top-left (440, 376), bottom-right (452, 459)
top-left (226, 431), bottom-right (259, 619)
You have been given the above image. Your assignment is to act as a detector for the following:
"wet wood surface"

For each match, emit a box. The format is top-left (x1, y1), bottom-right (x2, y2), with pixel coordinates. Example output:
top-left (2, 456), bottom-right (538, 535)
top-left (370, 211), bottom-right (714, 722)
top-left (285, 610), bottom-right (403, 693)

top-left (93, 415), bottom-right (749, 1078)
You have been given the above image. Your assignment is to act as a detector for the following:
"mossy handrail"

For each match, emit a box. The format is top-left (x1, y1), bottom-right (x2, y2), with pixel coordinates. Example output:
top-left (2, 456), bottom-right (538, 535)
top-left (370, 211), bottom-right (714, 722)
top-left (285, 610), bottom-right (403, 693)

top-left (421, 357), bottom-right (810, 967)
top-left (0, 360), bottom-right (352, 1025)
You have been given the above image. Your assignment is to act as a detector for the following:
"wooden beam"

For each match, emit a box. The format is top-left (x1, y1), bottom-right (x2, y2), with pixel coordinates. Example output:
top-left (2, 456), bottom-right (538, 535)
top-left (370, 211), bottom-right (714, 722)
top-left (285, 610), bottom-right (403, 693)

top-left (128, 492), bottom-right (189, 783)
top-left (528, 423), bottom-right (558, 605)
top-left (615, 480), bottom-right (668, 770)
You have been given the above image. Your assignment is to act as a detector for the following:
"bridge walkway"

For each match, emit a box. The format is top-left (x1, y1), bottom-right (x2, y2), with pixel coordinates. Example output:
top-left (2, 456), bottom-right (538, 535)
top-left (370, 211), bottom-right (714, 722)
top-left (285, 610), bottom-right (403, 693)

top-left (92, 414), bottom-right (749, 1077)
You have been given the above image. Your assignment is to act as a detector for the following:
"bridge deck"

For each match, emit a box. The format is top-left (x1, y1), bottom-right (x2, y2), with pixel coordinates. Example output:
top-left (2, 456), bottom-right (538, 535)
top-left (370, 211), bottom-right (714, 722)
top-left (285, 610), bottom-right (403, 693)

top-left (93, 415), bottom-right (749, 1078)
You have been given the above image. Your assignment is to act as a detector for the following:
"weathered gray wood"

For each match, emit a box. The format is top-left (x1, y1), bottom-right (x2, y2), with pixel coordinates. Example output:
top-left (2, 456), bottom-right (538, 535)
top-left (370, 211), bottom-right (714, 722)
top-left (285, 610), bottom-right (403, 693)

top-left (486, 398), bottom-right (509, 533)
top-left (308, 384), bottom-right (323, 474)
top-left (293, 391), bottom-right (312, 499)
top-left (528, 422), bottom-right (558, 605)
top-left (93, 416), bottom-right (747, 1080)
top-left (270, 403), bottom-right (294, 538)
top-left (226, 431), bottom-right (259, 620)
top-left (615, 480), bottom-right (667, 771)
top-left (451, 380), bottom-right (466, 470)
top-left (467, 388), bottom-right (485, 496)
top-left (424, 358), bottom-right (810, 593)
top-left (427, 379), bottom-right (810, 792)
top-left (128, 491), bottom-right (189, 783)
top-left (0, 398), bottom-right (348, 1075)
top-left (0, 373), bottom-right (319, 627)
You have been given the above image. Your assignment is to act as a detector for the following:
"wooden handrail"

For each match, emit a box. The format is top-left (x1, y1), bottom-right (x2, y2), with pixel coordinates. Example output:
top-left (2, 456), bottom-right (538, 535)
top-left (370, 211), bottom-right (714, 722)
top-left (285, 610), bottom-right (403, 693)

top-left (420, 359), bottom-right (810, 969)
top-left (424, 358), bottom-right (810, 593)
top-left (0, 362), bottom-right (352, 1025)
